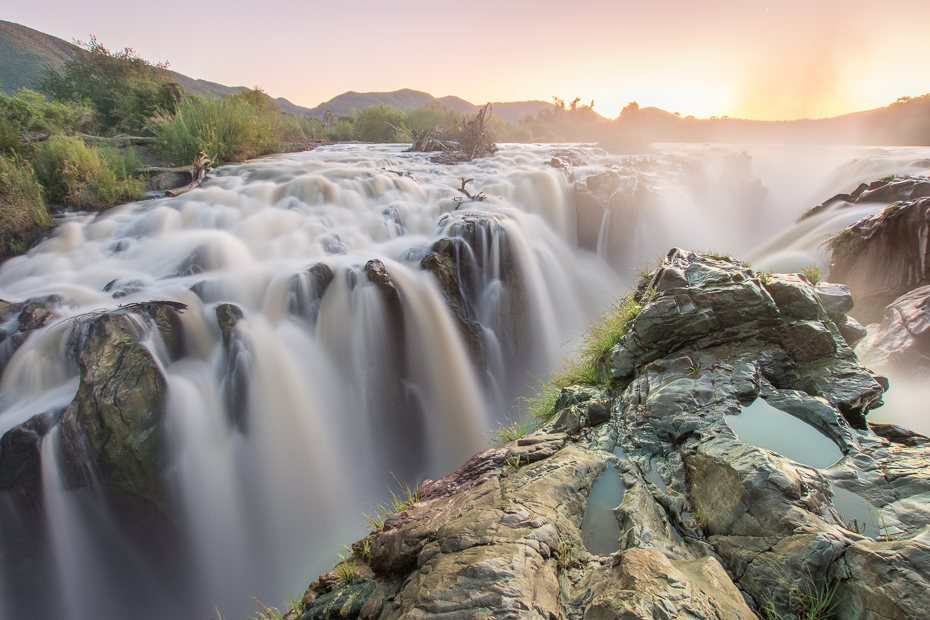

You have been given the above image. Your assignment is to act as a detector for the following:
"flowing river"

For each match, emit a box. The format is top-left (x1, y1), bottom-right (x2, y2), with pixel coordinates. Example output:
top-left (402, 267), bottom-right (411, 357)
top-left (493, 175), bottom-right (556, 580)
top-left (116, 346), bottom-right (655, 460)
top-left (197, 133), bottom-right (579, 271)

top-left (0, 143), bottom-right (928, 620)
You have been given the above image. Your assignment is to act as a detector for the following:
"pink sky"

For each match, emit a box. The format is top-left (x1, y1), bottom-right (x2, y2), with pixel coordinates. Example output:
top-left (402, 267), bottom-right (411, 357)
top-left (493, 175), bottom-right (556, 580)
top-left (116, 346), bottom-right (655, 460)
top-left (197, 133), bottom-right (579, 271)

top-left (6, 0), bottom-right (930, 120)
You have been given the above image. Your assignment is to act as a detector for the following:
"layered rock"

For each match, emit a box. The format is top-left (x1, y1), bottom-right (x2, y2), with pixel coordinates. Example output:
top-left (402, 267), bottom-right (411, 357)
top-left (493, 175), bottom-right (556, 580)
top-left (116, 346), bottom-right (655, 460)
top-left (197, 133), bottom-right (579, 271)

top-left (824, 179), bottom-right (930, 323)
top-left (294, 249), bottom-right (929, 620)
top-left (856, 285), bottom-right (930, 378)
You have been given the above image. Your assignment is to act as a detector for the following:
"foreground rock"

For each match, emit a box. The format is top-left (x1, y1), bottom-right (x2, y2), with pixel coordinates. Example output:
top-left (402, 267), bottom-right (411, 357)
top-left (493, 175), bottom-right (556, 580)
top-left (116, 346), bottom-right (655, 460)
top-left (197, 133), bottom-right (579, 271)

top-left (295, 249), bottom-right (929, 620)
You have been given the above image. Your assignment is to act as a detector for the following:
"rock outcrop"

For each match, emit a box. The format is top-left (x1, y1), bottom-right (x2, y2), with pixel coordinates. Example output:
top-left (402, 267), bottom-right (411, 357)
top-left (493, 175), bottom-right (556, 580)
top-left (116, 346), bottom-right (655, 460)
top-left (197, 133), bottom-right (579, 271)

top-left (824, 178), bottom-right (930, 323)
top-left (856, 285), bottom-right (930, 378)
top-left (294, 249), bottom-right (929, 620)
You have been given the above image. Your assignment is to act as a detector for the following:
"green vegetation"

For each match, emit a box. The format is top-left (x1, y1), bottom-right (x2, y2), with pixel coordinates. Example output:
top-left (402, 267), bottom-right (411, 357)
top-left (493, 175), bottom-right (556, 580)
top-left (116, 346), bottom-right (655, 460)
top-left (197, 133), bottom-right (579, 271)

top-left (800, 263), bottom-right (823, 285)
top-left (0, 154), bottom-right (50, 256)
top-left (31, 137), bottom-right (143, 209)
top-left (491, 419), bottom-right (532, 446)
top-left (362, 479), bottom-right (421, 532)
top-left (248, 597), bottom-right (288, 620)
top-left (556, 541), bottom-right (577, 569)
top-left (336, 552), bottom-right (357, 585)
top-left (35, 36), bottom-right (178, 134)
top-left (522, 288), bottom-right (655, 423)
top-left (761, 580), bottom-right (838, 620)
top-left (822, 228), bottom-right (861, 257)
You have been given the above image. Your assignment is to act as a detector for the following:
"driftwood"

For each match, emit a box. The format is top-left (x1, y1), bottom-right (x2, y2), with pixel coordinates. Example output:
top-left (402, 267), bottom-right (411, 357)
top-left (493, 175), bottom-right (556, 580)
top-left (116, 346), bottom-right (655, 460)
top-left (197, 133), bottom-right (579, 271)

top-left (136, 165), bottom-right (196, 175)
top-left (164, 152), bottom-right (214, 197)
top-left (76, 133), bottom-right (158, 147)
top-left (406, 103), bottom-right (498, 164)
top-left (456, 178), bottom-right (486, 201)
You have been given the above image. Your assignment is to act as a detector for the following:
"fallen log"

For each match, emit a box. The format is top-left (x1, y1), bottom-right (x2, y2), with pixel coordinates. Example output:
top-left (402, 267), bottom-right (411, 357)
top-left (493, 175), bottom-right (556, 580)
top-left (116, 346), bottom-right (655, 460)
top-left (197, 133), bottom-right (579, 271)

top-left (76, 133), bottom-right (158, 147)
top-left (163, 152), bottom-right (214, 197)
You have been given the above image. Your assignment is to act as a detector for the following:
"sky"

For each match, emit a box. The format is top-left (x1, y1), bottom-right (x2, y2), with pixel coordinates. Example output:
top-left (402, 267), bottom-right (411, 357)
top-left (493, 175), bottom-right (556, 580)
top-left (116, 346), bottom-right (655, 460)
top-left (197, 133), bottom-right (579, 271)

top-left (5, 0), bottom-right (930, 120)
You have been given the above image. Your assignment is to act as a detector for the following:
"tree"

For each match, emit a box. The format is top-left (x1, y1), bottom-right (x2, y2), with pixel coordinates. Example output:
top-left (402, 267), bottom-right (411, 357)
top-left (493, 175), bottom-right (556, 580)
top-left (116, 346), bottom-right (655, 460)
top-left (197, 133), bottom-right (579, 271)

top-left (323, 109), bottom-right (336, 131)
top-left (36, 36), bottom-right (180, 134)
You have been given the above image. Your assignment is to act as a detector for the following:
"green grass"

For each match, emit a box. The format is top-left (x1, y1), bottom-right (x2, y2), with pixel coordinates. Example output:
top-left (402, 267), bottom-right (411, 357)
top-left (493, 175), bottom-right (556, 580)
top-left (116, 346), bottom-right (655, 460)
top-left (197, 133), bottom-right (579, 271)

top-left (556, 541), bottom-right (577, 569)
top-left (491, 419), bottom-right (532, 446)
top-left (799, 263), bottom-right (823, 285)
top-left (821, 228), bottom-right (860, 257)
top-left (151, 94), bottom-right (286, 165)
top-left (362, 479), bottom-right (421, 532)
top-left (522, 290), bottom-right (655, 422)
top-left (31, 137), bottom-right (143, 210)
top-left (248, 597), bottom-right (286, 620)
top-left (336, 552), bottom-right (356, 585)
top-left (0, 154), bottom-right (52, 257)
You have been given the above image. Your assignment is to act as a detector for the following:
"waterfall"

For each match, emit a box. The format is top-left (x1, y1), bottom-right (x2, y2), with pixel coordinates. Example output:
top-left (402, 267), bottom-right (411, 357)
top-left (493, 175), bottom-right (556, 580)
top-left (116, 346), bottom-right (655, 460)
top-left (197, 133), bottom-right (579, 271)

top-left (0, 143), bottom-right (928, 619)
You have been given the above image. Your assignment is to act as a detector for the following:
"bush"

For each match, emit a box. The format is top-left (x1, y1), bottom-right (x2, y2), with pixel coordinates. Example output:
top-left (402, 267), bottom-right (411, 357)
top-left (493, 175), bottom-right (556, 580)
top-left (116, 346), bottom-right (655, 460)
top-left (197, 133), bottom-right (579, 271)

top-left (404, 103), bottom-right (458, 135)
top-left (0, 89), bottom-right (97, 138)
top-left (32, 137), bottom-right (144, 210)
top-left (151, 94), bottom-right (289, 165)
top-left (35, 36), bottom-right (177, 134)
top-left (330, 118), bottom-right (356, 141)
top-left (281, 114), bottom-right (324, 142)
top-left (0, 155), bottom-right (52, 256)
top-left (353, 104), bottom-right (405, 143)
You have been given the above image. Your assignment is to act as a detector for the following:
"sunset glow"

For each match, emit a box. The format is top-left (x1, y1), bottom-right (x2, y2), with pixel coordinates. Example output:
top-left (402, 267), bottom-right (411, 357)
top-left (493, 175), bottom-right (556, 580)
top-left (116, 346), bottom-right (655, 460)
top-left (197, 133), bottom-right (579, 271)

top-left (5, 1), bottom-right (930, 119)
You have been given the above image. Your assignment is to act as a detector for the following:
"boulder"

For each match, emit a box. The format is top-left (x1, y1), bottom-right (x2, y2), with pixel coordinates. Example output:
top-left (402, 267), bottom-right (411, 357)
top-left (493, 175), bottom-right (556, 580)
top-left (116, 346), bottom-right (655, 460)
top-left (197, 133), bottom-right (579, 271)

top-left (856, 285), bottom-right (930, 378)
top-left (826, 192), bottom-right (930, 323)
top-left (215, 303), bottom-right (250, 432)
top-left (58, 309), bottom-right (171, 504)
top-left (0, 412), bottom-right (53, 498)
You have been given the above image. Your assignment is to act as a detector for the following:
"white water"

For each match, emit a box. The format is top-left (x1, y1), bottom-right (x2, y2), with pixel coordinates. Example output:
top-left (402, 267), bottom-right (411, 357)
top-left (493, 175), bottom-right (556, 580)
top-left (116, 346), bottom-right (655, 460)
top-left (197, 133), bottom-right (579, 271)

top-left (0, 143), bottom-right (927, 619)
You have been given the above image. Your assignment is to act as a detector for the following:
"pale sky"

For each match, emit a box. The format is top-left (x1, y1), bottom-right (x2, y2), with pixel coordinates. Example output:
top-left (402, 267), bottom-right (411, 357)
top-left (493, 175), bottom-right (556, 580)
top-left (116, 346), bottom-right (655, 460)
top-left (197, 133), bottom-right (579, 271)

top-left (5, 0), bottom-right (930, 120)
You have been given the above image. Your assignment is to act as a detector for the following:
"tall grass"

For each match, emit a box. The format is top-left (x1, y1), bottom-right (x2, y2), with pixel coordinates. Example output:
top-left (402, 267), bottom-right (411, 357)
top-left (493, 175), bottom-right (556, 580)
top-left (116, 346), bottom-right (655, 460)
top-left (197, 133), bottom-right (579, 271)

top-left (32, 137), bottom-right (144, 210)
top-left (151, 95), bottom-right (286, 165)
top-left (0, 155), bottom-right (52, 256)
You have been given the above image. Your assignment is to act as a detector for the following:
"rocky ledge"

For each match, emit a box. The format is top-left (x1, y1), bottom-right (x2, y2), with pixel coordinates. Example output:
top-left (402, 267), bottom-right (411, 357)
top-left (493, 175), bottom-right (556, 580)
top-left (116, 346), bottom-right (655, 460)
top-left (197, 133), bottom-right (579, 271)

top-left (295, 249), bottom-right (928, 620)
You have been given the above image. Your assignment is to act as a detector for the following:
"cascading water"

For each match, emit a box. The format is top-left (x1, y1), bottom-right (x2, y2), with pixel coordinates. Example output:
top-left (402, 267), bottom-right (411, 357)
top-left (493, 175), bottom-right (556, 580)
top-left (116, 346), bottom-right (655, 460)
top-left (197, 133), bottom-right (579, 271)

top-left (0, 142), bottom-right (928, 619)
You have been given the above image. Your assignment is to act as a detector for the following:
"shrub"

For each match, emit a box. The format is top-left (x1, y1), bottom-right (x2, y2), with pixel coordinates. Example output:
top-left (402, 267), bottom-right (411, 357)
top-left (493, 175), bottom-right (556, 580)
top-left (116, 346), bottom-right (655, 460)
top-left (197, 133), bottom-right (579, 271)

top-left (0, 155), bottom-right (52, 257)
top-left (35, 36), bottom-right (176, 133)
top-left (0, 89), bottom-right (97, 138)
top-left (404, 103), bottom-right (458, 135)
top-left (32, 137), bottom-right (144, 210)
top-left (330, 119), bottom-right (356, 141)
top-left (353, 104), bottom-right (405, 143)
top-left (150, 95), bottom-right (285, 165)
top-left (281, 114), bottom-right (324, 142)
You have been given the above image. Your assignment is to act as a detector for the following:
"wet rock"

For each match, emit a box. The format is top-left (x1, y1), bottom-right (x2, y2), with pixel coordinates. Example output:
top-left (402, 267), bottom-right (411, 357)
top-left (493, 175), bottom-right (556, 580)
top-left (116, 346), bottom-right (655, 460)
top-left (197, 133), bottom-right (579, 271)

top-left (57, 310), bottom-right (168, 504)
top-left (798, 175), bottom-right (930, 222)
top-left (104, 278), bottom-right (146, 299)
top-left (0, 412), bottom-right (53, 498)
top-left (287, 263), bottom-right (334, 325)
top-left (815, 282), bottom-right (855, 318)
top-left (420, 238), bottom-right (485, 369)
top-left (298, 577), bottom-right (376, 620)
top-left (17, 295), bottom-right (61, 332)
top-left (763, 273), bottom-right (822, 320)
top-left (145, 171), bottom-right (191, 192)
top-left (364, 259), bottom-right (397, 298)
top-left (826, 192), bottom-right (930, 323)
top-left (836, 314), bottom-right (868, 348)
top-left (293, 249), bottom-right (924, 620)
top-left (856, 285), bottom-right (930, 378)
top-left (215, 303), bottom-right (250, 433)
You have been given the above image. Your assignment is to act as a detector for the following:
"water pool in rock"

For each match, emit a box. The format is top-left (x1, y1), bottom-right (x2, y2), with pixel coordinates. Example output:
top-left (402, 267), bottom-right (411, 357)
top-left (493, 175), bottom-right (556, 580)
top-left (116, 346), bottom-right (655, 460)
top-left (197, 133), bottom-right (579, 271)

top-left (725, 398), bottom-right (843, 469)
top-left (580, 465), bottom-right (625, 556)
top-left (831, 485), bottom-right (880, 538)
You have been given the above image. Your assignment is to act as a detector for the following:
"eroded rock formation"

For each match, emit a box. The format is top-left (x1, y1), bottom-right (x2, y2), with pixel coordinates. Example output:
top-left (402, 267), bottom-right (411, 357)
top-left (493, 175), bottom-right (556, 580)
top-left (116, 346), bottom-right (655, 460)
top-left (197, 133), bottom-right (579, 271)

top-left (296, 249), bottom-right (928, 620)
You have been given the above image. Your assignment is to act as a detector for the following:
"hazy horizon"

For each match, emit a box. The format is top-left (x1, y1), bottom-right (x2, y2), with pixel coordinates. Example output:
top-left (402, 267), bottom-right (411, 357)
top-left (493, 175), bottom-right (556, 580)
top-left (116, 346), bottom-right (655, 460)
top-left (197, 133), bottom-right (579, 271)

top-left (5, 0), bottom-right (930, 121)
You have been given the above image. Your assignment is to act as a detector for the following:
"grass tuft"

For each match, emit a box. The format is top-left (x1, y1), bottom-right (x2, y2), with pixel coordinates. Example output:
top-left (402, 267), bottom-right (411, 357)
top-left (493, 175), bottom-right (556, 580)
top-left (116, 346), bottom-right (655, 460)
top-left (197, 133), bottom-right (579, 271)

top-left (821, 228), bottom-right (860, 257)
top-left (799, 263), bottom-right (823, 285)
top-left (491, 419), bottom-right (531, 446)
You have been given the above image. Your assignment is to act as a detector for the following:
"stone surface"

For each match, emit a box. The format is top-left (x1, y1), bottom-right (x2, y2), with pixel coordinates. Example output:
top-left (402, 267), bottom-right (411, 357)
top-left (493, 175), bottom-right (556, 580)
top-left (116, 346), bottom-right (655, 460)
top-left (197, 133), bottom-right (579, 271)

top-left (291, 249), bottom-right (926, 620)
top-left (826, 188), bottom-right (930, 323)
top-left (57, 309), bottom-right (173, 504)
top-left (856, 285), bottom-right (930, 378)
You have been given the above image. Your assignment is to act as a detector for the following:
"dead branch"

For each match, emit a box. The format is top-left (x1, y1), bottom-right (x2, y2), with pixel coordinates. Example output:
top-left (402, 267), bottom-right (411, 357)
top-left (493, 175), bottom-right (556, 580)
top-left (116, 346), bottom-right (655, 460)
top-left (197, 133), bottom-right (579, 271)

top-left (456, 177), bottom-right (486, 202)
top-left (76, 133), bottom-right (158, 147)
top-left (164, 152), bottom-right (214, 197)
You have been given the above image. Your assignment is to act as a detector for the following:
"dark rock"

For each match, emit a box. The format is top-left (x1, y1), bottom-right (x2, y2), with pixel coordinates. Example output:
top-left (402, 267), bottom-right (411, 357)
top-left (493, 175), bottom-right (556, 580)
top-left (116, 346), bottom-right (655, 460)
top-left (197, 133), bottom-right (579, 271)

top-left (836, 314), bottom-right (868, 348)
top-left (364, 259), bottom-right (397, 298)
top-left (17, 295), bottom-right (61, 332)
top-left (287, 263), bottom-right (334, 325)
top-left (781, 320), bottom-right (836, 362)
top-left (215, 303), bottom-right (244, 345)
top-left (815, 282), bottom-right (855, 318)
top-left (298, 577), bottom-right (376, 620)
top-left (215, 303), bottom-right (249, 432)
top-left (763, 273), bottom-right (822, 320)
top-left (869, 423), bottom-right (928, 447)
top-left (827, 193), bottom-right (930, 322)
top-left (145, 171), bottom-right (191, 192)
top-left (103, 278), bottom-right (146, 299)
top-left (0, 412), bottom-right (53, 498)
top-left (58, 311), bottom-right (167, 504)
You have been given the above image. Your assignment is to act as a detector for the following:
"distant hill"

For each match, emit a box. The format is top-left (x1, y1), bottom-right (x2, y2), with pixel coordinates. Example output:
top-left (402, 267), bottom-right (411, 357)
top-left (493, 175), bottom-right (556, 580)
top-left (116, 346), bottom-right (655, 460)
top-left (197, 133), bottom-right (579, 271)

top-left (0, 19), bottom-right (249, 101)
top-left (610, 97), bottom-right (930, 146)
